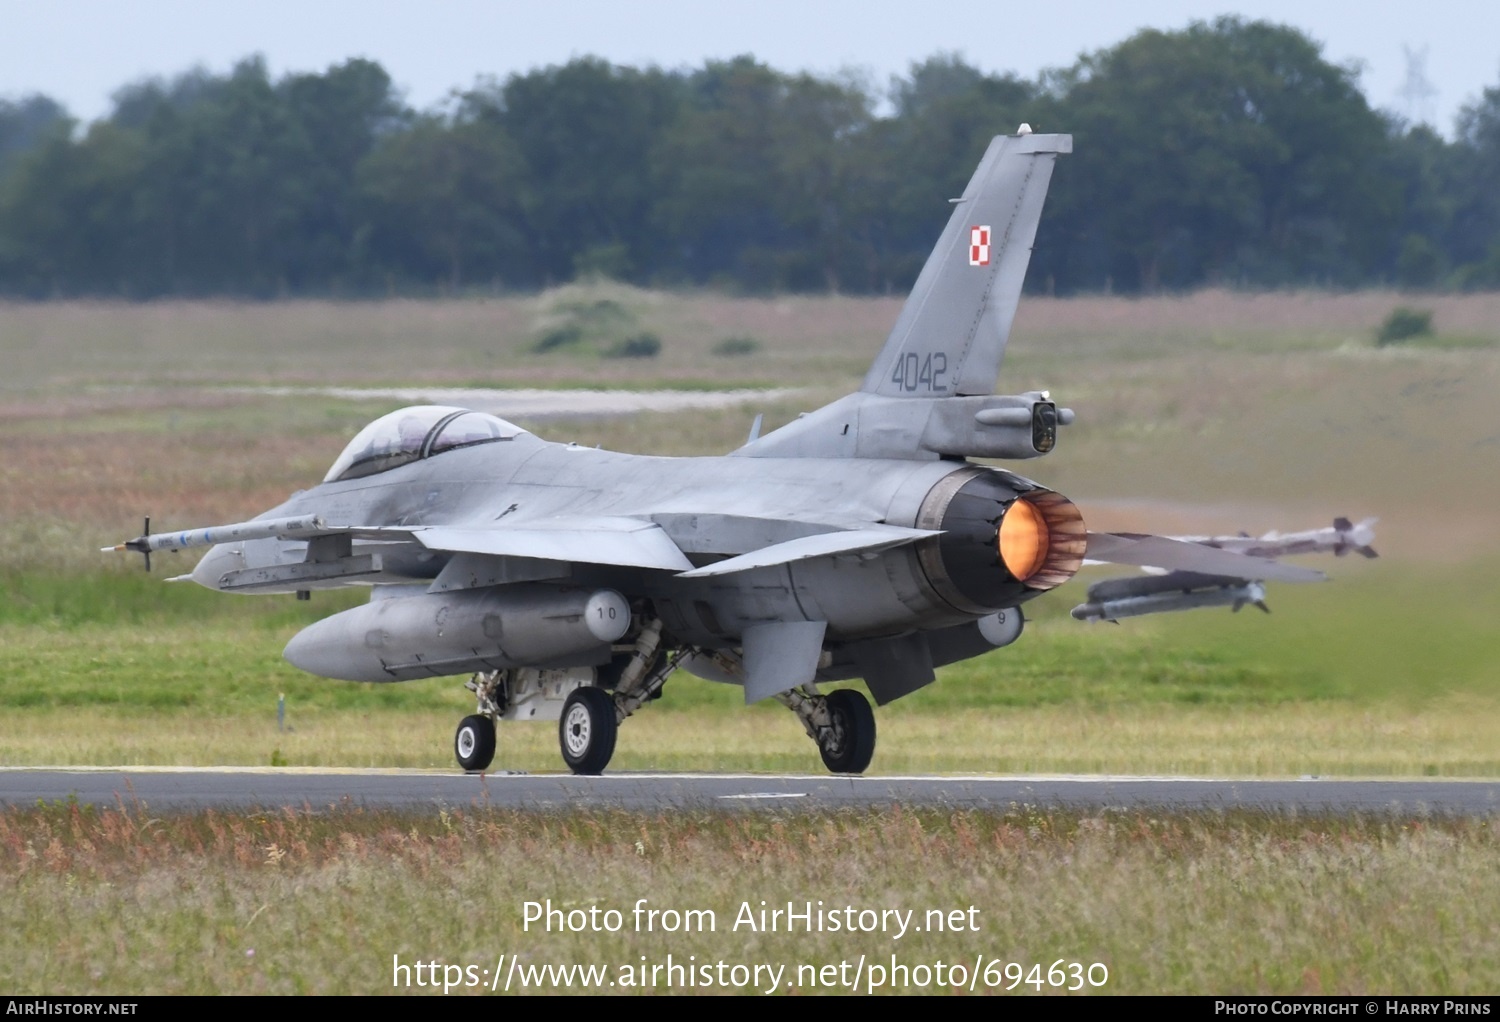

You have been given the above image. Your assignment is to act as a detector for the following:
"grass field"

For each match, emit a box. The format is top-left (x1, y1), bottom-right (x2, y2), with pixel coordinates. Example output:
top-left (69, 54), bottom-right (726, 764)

top-left (4, 803), bottom-right (1497, 995)
top-left (3, 288), bottom-right (1498, 994)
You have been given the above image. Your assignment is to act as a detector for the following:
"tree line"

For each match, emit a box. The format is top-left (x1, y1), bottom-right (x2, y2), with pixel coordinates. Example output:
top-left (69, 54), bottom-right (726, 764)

top-left (0, 16), bottom-right (1496, 298)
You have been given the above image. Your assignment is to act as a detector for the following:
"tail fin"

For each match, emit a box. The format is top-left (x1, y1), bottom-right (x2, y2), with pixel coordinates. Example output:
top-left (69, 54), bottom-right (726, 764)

top-left (863, 130), bottom-right (1070, 399)
top-left (735, 129), bottom-right (1071, 461)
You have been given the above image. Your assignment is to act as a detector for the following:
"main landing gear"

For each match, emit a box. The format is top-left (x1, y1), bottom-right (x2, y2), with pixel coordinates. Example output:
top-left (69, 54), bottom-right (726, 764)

top-left (450, 617), bottom-right (683, 776)
top-left (777, 684), bottom-right (877, 774)
top-left (450, 621), bottom-right (879, 776)
top-left (558, 686), bottom-right (617, 775)
top-left (557, 618), bottom-right (685, 776)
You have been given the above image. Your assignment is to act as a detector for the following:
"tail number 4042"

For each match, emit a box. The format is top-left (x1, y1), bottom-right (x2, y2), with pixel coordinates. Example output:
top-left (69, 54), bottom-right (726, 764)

top-left (891, 352), bottom-right (948, 393)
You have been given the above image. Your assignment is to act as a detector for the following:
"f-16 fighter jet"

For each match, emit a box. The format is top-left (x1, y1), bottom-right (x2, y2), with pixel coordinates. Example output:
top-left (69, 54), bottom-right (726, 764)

top-left (109, 129), bottom-right (1374, 775)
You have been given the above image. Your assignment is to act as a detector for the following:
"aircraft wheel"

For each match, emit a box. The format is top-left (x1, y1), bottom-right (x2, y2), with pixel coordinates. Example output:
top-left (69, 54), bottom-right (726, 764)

top-left (559, 687), bottom-right (618, 776)
top-left (819, 689), bottom-right (876, 774)
top-left (455, 714), bottom-right (497, 772)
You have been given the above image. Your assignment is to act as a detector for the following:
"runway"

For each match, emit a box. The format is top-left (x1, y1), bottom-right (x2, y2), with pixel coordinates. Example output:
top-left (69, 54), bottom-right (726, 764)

top-left (3, 768), bottom-right (1498, 815)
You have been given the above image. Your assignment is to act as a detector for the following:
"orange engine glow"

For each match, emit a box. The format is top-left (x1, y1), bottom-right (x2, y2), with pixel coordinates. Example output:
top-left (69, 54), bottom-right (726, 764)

top-left (998, 497), bottom-right (1050, 582)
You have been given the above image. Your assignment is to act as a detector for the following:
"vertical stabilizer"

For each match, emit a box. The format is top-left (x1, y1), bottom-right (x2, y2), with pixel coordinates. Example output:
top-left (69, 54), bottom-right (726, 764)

top-left (862, 131), bottom-right (1070, 399)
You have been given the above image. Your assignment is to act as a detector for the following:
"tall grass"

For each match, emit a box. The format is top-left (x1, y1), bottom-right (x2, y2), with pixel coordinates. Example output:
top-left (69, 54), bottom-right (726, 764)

top-left (2, 803), bottom-right (1495, 994)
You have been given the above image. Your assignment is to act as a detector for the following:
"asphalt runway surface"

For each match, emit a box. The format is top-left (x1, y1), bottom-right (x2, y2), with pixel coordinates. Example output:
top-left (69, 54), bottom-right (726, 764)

top-left (3, 768), bottom-right (1498, 815)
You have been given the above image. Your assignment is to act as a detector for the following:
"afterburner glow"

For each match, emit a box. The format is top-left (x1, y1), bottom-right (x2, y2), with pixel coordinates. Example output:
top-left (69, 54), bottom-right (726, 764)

top-left (999, 498), bottom-right (1050, 582)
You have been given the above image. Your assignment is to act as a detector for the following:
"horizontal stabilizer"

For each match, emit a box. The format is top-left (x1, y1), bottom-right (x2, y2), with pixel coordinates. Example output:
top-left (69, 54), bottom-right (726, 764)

top-left (675, 526), bottom-right (939, 578)
top-left (1085, 531), bottom-right (1325, 584)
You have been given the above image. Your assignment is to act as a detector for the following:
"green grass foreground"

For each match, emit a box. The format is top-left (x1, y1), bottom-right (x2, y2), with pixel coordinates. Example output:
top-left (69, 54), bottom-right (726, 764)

top-left (3, 803), bottom-right (1496, 995)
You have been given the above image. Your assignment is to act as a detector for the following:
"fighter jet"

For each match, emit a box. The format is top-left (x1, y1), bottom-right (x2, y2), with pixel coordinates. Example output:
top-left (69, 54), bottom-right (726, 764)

top-left (106, 129), bottom-right (1374, 776)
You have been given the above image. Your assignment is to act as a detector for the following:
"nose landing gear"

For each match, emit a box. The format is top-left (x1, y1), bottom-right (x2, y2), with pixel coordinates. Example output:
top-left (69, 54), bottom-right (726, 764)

top-left (454, 714), bottom-right (496, 772)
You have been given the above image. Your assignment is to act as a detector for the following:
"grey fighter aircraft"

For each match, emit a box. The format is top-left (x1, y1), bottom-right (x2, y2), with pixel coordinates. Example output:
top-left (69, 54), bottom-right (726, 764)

top-left (107, 129), bottom-right (1374, 776)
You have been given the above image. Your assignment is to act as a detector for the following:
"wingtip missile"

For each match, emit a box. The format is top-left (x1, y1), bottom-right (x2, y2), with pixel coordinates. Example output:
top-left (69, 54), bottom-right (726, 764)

top-left (1163, 517), bottom-right (1379, 562)
top-left (104, 514), bottom-right (329, 565)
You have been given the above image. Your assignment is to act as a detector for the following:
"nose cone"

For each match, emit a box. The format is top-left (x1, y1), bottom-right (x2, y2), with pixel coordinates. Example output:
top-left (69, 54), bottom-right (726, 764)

top-left (191, 544), bottom-right (246, 590)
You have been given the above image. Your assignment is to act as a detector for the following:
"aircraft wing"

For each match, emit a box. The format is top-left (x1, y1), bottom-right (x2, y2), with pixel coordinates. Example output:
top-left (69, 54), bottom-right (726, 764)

top-left (105, 512), bottom-right (697, 579)
top-left (412, 518), bottom-right (695, 572)
top-left (109, 511), bottom-right (931, 582)
top-left (676, 525), bottom-right (939, 578)
top-left (403, 514), bottom-right (930, 577)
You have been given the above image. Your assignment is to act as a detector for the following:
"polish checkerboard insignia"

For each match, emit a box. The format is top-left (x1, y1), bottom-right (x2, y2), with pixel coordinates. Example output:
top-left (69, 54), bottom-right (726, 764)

top-left (969, 225), bottom-right (991, 266)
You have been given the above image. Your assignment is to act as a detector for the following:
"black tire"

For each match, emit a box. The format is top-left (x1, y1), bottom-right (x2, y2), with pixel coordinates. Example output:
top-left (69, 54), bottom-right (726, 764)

top-left (819, 689), bottom-right (876, 774)
top-left (559, 687), bottom-right (618, 775)
top-left (454, 714), bottom-right (497, 772)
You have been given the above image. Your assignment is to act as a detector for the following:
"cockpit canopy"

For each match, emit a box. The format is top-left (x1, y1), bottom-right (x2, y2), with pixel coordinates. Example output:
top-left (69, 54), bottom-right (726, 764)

top-left (323, 406), bottom-right (525, 483)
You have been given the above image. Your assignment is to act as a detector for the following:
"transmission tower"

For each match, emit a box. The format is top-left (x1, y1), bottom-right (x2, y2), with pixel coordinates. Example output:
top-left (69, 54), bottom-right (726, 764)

top-left (1399, 44), bottom-right (1438, 127)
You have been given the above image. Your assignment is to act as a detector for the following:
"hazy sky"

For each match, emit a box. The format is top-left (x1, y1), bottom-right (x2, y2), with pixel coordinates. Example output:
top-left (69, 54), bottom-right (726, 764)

top-left (3, 1), bottom-right (1495, 134)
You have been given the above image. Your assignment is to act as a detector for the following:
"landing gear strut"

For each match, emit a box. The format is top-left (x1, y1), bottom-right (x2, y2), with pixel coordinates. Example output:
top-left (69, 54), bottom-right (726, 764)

top-left (451, 671), bottom-right (507, 773)
top-left (446, 618), bottom-right (685, 776)
top-left (449, 620), bottom-right (880, 775)
top-left (556, 617), bottom-right (684, 776)
top-left (778, 684), bottom-right (877, 774)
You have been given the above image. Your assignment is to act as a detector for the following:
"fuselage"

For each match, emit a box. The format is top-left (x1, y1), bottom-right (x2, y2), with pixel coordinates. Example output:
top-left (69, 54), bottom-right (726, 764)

top-left (193, 427), bottom-right (1082, 652)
